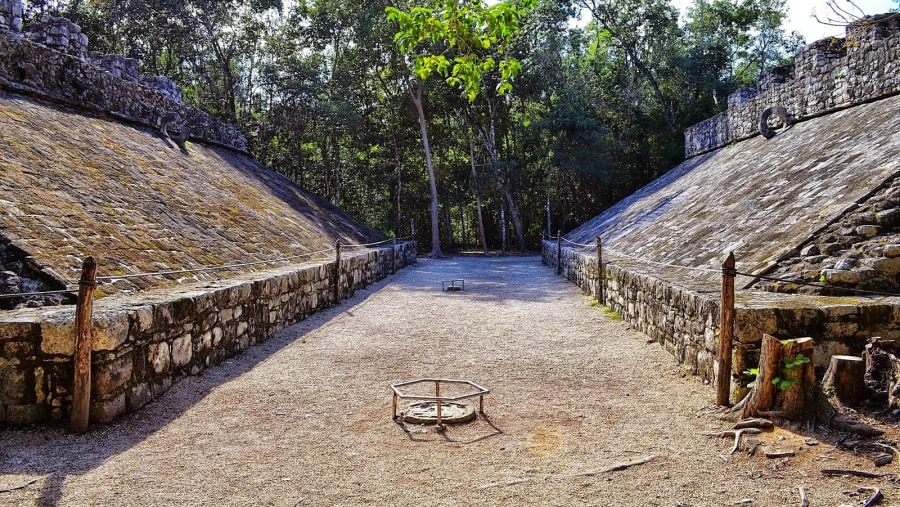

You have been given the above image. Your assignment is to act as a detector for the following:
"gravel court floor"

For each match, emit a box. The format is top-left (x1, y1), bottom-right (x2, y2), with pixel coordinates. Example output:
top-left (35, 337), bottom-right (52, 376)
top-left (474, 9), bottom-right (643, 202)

top-left (1, 255), bottom-right (899, 506)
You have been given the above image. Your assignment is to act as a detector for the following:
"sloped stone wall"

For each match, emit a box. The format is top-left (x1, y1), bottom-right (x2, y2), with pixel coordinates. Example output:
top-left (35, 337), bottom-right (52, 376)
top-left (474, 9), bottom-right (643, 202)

top-left (685, 14), bottom-right (900, 157)
top-left (543, 241), bottom-right (900, 401)
top-left (0, 242), bottom-right (416, 426)
top-left (0, 2), bottom-right (246, 152)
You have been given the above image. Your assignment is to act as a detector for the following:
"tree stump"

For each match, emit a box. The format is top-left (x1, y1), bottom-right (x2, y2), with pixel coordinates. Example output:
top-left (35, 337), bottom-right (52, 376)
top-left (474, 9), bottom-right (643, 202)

top-left (739, 334), bottom-right (783, 419)
top-left (780, 338), bottom-right (816, 419)
top-left (823, 355), bottom-right (865, 406)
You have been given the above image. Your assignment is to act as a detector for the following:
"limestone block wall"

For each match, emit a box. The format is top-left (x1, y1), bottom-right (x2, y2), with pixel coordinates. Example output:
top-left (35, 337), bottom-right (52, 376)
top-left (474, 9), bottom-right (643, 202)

top-left (0, 6), bottom-right (246, 152)
top-left (0, 242), bottom-right (416, 426)
top-left (685, 14), bottom-right (900, 157)
top-left (543, 241), bottom-right (900, 398)
top-left (0, 0), bottom-right (23, 32)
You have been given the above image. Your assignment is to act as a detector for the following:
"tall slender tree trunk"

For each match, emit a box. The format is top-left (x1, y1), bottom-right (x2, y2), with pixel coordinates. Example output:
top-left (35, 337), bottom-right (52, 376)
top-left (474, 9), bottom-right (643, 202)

top-left (410, 80), bottom-right (442, 258)
top-left (468, 137), bottom-right (489, 255)
top-left (477, 99), bottom-right (526, 252)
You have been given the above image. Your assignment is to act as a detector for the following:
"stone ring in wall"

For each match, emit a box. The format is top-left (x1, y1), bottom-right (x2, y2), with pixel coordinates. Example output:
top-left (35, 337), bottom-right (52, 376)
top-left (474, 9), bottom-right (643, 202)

top-left (160, 111), bottom-right (191, 145)
top-left (758, 106), bottom-right (791, 139)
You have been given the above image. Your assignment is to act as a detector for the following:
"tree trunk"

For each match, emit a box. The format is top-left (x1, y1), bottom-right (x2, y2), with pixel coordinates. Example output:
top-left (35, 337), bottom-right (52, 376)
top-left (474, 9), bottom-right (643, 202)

top-left (779, 338), bottom-right (816, 419)
top-left (476, 100), bottom-right (525, 252)
top-left (410, 80), bottom-right (442, 258)
top-left (468, 137), bottom-right (488, 255)
top-left (823, 355), bottom-right (866, 406)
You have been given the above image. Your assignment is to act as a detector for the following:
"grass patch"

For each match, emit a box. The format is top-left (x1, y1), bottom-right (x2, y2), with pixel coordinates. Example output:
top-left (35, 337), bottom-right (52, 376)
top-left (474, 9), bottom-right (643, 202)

top-left (602, 306), bottom-right (622, 320)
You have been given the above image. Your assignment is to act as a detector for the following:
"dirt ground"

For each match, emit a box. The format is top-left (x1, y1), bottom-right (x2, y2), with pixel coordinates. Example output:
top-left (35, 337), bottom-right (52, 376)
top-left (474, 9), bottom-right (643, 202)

top-left (2, 255), bottom-right (900, 506)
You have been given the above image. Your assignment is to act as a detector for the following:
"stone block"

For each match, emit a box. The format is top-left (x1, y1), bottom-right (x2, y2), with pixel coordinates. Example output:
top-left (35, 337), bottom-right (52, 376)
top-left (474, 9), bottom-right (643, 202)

top-left (131, 306), bottom-right (154, 332)
top-left (871, 256), bottom-right (900, 274)
top-left (92, 311), bottom-right (130, 351)
top-left (94, 355), bottom-right (133, 395)
top-left (129, 382), bottom-right (152, 411)
top-left (171, 334), bottom-right (192, 367)
top-left (5, 404), bottom-right (49, 426)
top-left (91, 393), bottom-right (126, 423)
top-left (149, 342), bottom-right (170, 374)
top-left (40, 314), bottom-right (75, 355)
top-left (884, 244), bottom-right (900, 258)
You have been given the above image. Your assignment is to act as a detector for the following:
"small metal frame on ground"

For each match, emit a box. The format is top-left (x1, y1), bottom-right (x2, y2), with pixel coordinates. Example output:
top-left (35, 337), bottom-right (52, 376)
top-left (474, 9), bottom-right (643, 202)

top-left (442, 279), bottom-right (464, 291)
top-left (391, 378), bottom-right (489, 426)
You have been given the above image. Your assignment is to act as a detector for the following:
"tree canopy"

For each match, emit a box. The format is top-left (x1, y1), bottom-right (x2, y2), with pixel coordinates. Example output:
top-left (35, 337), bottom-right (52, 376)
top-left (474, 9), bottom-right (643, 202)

top-left (21, 0), bottom-right (812, 252)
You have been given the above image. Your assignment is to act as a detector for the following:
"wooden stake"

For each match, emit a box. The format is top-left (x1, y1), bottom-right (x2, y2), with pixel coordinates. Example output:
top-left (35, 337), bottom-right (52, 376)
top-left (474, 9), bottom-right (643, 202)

top-left (333, 240), bottom-right (341, 304)
top-left (556, 230), bottom-right (562, 276)
top-left (716, 252), bottom-right (736, 406)
top-left (392, 238), bottom-right (397, 274)
top-left (596, 237), bottom-right (604, 305)
top-left (70, 256), bottom-right (97, 433)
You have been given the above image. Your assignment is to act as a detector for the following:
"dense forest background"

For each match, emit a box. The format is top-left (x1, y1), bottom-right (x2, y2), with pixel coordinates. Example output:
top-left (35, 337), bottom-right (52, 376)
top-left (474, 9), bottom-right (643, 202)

top-left (19, 0), bottom-right (868, 253)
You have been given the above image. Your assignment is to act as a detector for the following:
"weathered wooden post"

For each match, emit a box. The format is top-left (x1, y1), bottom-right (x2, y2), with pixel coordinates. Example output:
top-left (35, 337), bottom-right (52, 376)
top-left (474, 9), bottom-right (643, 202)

top-left (333, 240), bottom-right (342, 304)
top-left (716, 252), bottom-right (736, 406)
top-left (556, 230), bottom-right (562, 276)
top-left (70, 256), bottom-right (97, 433)
top-left (392, 237), bottom-right (397, 274)
top-left (596, 236), bottom-right (604, 305)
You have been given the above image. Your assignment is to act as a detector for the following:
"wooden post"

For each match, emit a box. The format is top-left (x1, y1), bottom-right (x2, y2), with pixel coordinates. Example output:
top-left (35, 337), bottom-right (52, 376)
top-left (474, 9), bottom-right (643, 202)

top-left (392, 238), bottom-right (397, 274)
top-left (596, 237), bottom-right (604, 305)
top-left (556, 230), bottom-right (562, 276)
top-left (716, 252), bottom-right (736, 406)
top-left (70, 256), bottom-right (97, 433)
top-left (333, 240), bottom-right (341, 304)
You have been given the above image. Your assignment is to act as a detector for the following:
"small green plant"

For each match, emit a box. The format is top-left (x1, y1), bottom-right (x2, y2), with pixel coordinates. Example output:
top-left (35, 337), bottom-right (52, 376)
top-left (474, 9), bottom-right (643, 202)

top-left (742, 352), bottom-right (810, 391)
top-left (772, 353), bottom-right (811, 391)
top-left (602, 306), bottom-right (622, 320)
top-left (587, 300), bottom-right (599, 307)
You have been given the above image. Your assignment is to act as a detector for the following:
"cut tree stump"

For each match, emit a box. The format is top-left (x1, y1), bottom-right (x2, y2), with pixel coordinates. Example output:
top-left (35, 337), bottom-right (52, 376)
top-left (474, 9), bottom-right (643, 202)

top-left (823, 355), bottom-right (866, 406)
top-left (725, 335), bottom-right (882, 436)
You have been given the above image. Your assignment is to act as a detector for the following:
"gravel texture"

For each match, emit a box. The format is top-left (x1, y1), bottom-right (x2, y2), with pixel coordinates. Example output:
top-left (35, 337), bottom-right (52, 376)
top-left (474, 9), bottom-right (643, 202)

top-left (2, 255), bottom-right (899, 506)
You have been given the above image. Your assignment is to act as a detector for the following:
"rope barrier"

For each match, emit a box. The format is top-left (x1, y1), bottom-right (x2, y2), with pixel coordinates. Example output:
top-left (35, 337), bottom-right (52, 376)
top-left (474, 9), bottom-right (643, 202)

top-left (0, 289), bottom-right (74, 299)
top-left (737, 271), bottom-right (900, 298)
top-left (95, 247), bottom-right (336, 282)
top-left (560, 237), bottom-right (594, 248)
top-left (342, 238), bottom-right (397, 249)
top-left (553, 236), bottom-right (900, 297)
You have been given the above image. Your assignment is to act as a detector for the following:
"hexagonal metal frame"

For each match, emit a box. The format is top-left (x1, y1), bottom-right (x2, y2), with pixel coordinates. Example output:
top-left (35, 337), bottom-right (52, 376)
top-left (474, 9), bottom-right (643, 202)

top-left (391, 378), bottom-right (489, 426)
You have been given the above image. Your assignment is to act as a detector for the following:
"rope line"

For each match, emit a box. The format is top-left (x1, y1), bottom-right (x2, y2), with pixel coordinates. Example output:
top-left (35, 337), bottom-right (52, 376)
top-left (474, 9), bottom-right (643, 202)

top-left (342, 238), bottom-right (397, 249)
top-left (95, 247), bottom-right (337, 282)
top-left (553, 238), bottom-right (900, 297)
top-left (0, 289), bottom-right (74, 299)
top-left (560, 237), bottom-right (594, 248)
top-left (737, 271), bottom-right (900, 298)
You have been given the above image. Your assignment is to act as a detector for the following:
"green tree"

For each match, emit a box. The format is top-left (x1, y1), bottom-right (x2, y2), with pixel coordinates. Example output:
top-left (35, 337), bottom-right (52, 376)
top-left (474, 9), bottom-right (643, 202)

top-left (385, 0), bottom-right (532, 256)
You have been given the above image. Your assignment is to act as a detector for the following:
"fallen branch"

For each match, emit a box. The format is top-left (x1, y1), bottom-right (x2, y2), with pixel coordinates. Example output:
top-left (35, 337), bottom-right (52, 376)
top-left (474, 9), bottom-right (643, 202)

top-left (562, 455), bottom-right (657, 476)
top-left (870, 442), bottom-right (900, 457)
top-left (859, 486), bottom-right (883, 507)
top-left (0, 478), bottom-right (39, 494)
top-left (734, 418), bottom-right (774, 430)
top-left (821, 468), bottom-right (891, 478)
top-left (706, 428), bottom-right (763, 454)
top-left (479, 455), bottom-right (658, 489)
top-left (798, 486), bottom-right (809, 507)
top-left (764, 449), bottom-right (796, 459)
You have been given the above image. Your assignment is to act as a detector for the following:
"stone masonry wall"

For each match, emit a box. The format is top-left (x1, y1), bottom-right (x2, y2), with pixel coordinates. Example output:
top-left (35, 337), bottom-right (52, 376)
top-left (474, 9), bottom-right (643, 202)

top-left (0, 1), bottom-right (246, 151)
top-left (0, 242), bottom-right (416, 426)
top-left (685, 14), bottom-right (900, 157)
top-left (543, 241), bottom-right (900, 402)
